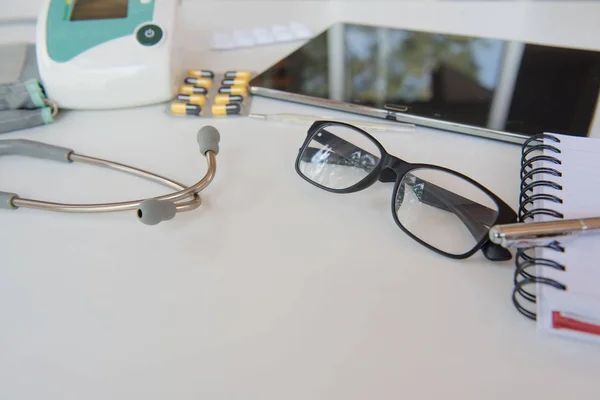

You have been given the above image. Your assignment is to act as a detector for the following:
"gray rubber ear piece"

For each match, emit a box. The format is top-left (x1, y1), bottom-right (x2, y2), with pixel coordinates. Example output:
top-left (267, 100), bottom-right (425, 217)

top-left (137, 199), bottom-right (177, 225)
top-left (197, 125), bottom-right (220, 155)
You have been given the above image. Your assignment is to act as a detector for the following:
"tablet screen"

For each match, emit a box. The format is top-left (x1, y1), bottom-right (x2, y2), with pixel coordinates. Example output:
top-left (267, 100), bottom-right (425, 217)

top-left (249, 23), bottom-right (600, 137)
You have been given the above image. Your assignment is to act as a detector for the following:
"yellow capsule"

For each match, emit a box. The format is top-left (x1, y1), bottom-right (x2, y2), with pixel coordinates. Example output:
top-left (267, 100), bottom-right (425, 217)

top-left (176, 93), bottom-right (206, 106)
top-left (179, 85), bottom-right (208, 95)
top-left (171, 102), bottom-right (201, 116)
top-left (214, 94), bottom-right (243, 105)
top-left (211, 103), bottom-right (241, 116)
top-left (221, 78), bottom-right (249, 86)
top-left (224, 70), bottom-right (251, 80)
top-left (188, 69), bottom-right (214, 79)
top-left (217, 85), bottom-right (247, 96)
top-left (184, 77), bottom-right (212, 88)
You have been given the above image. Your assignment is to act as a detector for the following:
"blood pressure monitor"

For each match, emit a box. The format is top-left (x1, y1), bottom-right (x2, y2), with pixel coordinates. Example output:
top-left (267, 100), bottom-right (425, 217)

top-left (35, 0), bottom-right (183, 109)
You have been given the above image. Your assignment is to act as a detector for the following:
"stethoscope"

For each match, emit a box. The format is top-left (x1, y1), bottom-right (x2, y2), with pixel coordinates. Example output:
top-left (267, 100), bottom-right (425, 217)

top-left (0, 125), bottom-right (220, 225)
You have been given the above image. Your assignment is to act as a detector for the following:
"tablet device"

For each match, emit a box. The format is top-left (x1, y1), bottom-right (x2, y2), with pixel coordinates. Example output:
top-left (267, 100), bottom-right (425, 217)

top-left (248, 22), bottom-right (600, 144)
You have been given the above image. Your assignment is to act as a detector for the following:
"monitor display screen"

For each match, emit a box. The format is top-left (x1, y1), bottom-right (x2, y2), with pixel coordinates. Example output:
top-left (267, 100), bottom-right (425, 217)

top-left (70, 0), bottom-right (129, 21)
top-left (249, 23), bottom-right (600, 137)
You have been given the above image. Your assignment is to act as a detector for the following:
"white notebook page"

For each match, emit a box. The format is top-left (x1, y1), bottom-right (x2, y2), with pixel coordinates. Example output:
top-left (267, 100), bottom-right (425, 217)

top-left (534, 133), bottom-right (600, 343)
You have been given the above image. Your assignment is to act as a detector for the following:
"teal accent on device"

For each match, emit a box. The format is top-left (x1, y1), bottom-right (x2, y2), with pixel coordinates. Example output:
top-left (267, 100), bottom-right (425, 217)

top-left (47, 0), bottom-right (155, 63)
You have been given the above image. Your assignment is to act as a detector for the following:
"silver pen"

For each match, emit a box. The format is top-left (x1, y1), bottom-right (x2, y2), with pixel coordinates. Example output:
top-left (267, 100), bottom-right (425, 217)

top-left (489, 217), bottom-right (600, 248)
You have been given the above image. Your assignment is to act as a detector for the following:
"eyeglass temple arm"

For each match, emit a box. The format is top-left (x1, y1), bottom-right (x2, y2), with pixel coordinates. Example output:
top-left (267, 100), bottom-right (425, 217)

top-left (313, 130), bottom-right (380, 166)
top-left (415, 178), bottom-right (497, 227)
top-left (412, 180), bottom-right (511, 261)
top-left (413, 180), bottom-right (493, 239)
top-left (301, 147), bottom-right (362, 167)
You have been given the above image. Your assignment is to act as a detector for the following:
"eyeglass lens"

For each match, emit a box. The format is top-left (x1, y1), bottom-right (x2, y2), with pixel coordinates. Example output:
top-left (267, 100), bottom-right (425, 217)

top-left (394, 168), bottom-right (500, 256)
top-left (297, 124), bottom-right (382, 190)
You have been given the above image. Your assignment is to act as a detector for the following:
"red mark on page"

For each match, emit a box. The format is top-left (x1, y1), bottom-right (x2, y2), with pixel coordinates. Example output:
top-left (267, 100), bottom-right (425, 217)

top-left (552, 311), bottom-right (600, 336)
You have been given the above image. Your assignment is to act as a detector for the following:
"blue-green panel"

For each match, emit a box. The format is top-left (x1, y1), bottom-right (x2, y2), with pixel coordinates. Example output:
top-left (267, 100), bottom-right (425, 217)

top-left (46, 0), bottom-right (156, 63)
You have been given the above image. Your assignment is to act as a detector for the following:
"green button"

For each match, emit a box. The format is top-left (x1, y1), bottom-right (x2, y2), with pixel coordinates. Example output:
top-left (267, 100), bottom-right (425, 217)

top-left (137, 24), bottom-right (163, 46)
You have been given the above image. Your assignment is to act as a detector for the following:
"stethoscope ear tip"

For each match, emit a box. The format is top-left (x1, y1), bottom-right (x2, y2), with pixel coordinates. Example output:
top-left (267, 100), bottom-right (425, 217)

top-left (197, 125), bottom-right (221, 156)
top-left (137, 198), bottom-right (177, 225)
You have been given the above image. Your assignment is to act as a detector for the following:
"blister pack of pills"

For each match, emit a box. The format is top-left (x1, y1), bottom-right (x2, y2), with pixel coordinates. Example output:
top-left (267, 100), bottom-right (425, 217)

top-left (168, 69), bottom-right (253, 118)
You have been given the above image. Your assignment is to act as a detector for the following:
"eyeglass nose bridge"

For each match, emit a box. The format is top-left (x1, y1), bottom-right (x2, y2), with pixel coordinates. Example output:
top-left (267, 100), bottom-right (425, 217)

top-left (378, 155), bottom-right (408, 183)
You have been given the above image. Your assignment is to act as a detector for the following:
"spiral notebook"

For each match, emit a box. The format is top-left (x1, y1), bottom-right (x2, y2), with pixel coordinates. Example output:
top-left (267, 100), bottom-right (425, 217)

top-left (516, 132), bottom-right (600, 343)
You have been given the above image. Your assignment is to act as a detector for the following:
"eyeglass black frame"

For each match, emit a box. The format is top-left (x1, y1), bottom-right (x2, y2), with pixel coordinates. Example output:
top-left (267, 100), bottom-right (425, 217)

top-left (295, 120), bottom-right (518, 261)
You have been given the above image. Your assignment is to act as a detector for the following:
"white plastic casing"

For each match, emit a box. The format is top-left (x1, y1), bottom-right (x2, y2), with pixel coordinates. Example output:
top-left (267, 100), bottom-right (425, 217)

top-left (35, 0), bottom-right (183, 110)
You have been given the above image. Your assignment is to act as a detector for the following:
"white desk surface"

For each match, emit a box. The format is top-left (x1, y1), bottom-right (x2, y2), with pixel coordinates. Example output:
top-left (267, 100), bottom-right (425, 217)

top-left (1, 1), bottom-right (600, 399)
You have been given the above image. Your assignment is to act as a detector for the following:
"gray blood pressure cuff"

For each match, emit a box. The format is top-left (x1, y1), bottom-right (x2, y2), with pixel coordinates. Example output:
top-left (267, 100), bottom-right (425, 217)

top-left (0, 43), bottom-right (55, 134)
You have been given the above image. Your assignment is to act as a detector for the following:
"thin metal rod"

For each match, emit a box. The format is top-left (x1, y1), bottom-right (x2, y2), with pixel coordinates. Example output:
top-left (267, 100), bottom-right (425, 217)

top-left (70, 153), bottom-right (190, 190)
top-left (13, 193), bottom-right (200, 214)
top-left (11, 151), bottom-right (216, 213)
top-left (174, 196), bottom-right (202, 213)
top-left (156, 151), bottom-right (216, 203)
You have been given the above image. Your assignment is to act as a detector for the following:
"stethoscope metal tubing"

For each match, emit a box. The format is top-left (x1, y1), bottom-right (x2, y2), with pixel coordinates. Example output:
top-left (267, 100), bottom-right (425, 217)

top-left (11, 151), bottom-right (216, 214)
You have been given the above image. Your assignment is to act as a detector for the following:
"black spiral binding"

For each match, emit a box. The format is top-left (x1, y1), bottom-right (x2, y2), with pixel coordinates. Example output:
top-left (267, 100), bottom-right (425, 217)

top-left (514, 133), bottom-right (568, 320)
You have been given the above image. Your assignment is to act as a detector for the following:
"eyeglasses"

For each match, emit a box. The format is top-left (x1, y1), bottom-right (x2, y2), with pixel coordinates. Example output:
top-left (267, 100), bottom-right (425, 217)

top-left (295, 121), bottom-right (518, 261)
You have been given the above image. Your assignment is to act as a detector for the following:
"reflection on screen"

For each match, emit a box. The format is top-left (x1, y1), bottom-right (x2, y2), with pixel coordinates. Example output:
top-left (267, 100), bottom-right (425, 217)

top-left (250, 23), bottom-right (600, 137)
top-left (70, 0), bottom-right (129, 21)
